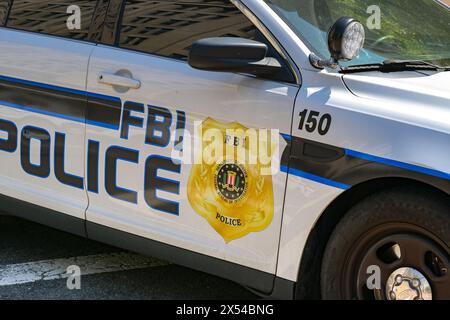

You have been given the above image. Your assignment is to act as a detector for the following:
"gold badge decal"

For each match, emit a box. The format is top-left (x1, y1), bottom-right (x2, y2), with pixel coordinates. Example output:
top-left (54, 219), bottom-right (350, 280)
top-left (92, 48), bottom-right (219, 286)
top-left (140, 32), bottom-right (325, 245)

top-left (187, 118), bottom-right (276, 243)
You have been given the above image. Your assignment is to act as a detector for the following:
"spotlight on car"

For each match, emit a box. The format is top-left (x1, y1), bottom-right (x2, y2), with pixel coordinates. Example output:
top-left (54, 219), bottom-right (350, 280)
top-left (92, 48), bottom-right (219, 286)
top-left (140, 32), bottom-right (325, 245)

top-left (310, 17), bottom-right (365, 69)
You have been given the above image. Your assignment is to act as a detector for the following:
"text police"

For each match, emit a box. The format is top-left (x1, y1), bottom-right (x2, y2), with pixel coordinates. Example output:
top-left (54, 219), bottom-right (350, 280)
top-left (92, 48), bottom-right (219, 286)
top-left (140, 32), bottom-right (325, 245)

top-left (0, 101), bottom-right (186, 216)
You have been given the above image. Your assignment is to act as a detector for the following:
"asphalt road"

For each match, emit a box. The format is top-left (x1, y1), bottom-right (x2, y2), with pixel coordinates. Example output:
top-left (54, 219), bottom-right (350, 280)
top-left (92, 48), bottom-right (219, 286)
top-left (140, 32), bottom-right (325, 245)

top-left (0, 215), bottom-right (257, 300)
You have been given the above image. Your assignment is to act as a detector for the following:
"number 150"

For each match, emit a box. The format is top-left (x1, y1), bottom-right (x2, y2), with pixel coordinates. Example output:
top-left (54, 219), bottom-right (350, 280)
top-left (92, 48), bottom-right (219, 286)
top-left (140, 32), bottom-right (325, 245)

top-left (298, 109), bottom-right (332, 136)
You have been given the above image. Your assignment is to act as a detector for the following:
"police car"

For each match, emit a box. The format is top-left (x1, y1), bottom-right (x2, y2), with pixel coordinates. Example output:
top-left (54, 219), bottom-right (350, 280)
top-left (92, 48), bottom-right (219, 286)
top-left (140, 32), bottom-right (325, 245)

top-left (0, 0), bottom-right (449, 300)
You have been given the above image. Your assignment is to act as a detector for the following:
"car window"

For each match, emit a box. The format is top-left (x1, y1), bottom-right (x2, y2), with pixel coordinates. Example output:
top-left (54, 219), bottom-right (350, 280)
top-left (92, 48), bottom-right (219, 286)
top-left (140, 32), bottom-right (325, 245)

top-left (118, 0), bottom-right (259, 60)
top-left (6, 0), bottom-right (97, 40)
top-left (265, 0), bottom-right (450, 67)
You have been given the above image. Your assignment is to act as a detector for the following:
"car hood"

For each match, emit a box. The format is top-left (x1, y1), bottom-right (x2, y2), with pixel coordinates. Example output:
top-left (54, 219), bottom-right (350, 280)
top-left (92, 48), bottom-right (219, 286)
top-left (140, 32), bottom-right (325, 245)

top-left (342, 70), bottom-right (450, 133)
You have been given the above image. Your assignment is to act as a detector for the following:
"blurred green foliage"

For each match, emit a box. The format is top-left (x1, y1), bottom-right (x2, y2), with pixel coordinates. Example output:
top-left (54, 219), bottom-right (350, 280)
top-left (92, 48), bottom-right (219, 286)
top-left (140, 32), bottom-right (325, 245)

top-left (326, 0), bottom-right (449, 61)
top-left (270, 0), bottom-right (450, 64)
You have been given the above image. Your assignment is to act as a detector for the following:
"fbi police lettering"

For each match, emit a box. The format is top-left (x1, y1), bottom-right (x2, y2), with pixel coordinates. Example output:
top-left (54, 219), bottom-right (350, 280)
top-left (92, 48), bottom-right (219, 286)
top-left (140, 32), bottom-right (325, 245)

top-left (0, 100), bottom-right (186, 216)
top-left (0, 99), bottom-right (280, 239)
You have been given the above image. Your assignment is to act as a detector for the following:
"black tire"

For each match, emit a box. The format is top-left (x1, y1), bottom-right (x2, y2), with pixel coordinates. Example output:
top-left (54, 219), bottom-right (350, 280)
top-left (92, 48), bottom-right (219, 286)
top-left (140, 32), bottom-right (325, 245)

top-left (321, 187), bottom-right (450, 300)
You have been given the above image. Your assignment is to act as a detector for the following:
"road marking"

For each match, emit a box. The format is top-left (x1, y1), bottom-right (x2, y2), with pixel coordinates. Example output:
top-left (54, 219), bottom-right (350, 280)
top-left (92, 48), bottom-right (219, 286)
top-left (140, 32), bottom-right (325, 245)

top-left (0, 252), bottom-right (169, 286)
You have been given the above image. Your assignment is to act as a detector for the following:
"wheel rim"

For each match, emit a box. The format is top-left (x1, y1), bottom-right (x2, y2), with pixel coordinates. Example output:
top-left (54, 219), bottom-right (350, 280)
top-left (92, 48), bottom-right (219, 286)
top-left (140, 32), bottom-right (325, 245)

top-left (341, 223), bottom-right (450, 300)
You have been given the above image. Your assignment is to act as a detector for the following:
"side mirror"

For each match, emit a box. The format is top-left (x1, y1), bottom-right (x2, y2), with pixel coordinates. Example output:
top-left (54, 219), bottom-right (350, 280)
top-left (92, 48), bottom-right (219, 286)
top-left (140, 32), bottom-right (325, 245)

top-left (310, 17), bottom-right (365, 69)
top-left (188, 37), bottom-right (282, 76)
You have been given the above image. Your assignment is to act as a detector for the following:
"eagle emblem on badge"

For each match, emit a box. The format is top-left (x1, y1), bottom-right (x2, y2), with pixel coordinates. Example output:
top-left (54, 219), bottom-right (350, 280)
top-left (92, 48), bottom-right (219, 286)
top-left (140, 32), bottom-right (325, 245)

top-left (187, 118), bottom-right (276, 243)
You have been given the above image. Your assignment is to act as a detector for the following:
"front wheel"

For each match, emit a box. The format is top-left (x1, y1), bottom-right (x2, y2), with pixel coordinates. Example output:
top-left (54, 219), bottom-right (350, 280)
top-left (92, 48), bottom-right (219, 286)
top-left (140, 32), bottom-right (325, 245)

top-left (321, 187), bottom-right (450, 300)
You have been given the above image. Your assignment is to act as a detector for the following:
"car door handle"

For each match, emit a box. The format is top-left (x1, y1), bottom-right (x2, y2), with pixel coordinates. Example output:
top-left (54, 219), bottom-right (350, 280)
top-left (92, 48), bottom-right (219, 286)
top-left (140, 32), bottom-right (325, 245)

top-left (98, 72), bottom-right (141, 89)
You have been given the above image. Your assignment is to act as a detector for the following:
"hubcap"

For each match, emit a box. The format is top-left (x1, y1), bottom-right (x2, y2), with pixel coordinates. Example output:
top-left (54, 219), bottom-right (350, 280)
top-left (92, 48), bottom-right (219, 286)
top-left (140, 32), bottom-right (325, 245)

top-left (386, 267), bottom-right (432, 300)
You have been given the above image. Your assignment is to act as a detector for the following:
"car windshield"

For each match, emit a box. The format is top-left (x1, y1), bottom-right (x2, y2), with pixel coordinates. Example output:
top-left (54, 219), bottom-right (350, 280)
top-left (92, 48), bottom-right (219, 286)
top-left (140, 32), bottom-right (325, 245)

top-left (264, 0), bottom-right (450, 67)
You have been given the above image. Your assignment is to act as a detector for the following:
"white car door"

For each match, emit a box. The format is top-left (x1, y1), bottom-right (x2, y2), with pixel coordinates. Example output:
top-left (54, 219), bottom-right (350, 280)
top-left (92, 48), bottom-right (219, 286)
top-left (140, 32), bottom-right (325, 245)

top-left (84, 0), bottom-right (298, 285)
top-left (0, 0), bottom-right (97, 232)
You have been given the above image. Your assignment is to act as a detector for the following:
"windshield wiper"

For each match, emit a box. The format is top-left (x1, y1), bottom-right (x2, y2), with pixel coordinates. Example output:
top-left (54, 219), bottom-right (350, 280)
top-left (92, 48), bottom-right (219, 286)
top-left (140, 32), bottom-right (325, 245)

top-left (341, 60), bottom-right (450, 74)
